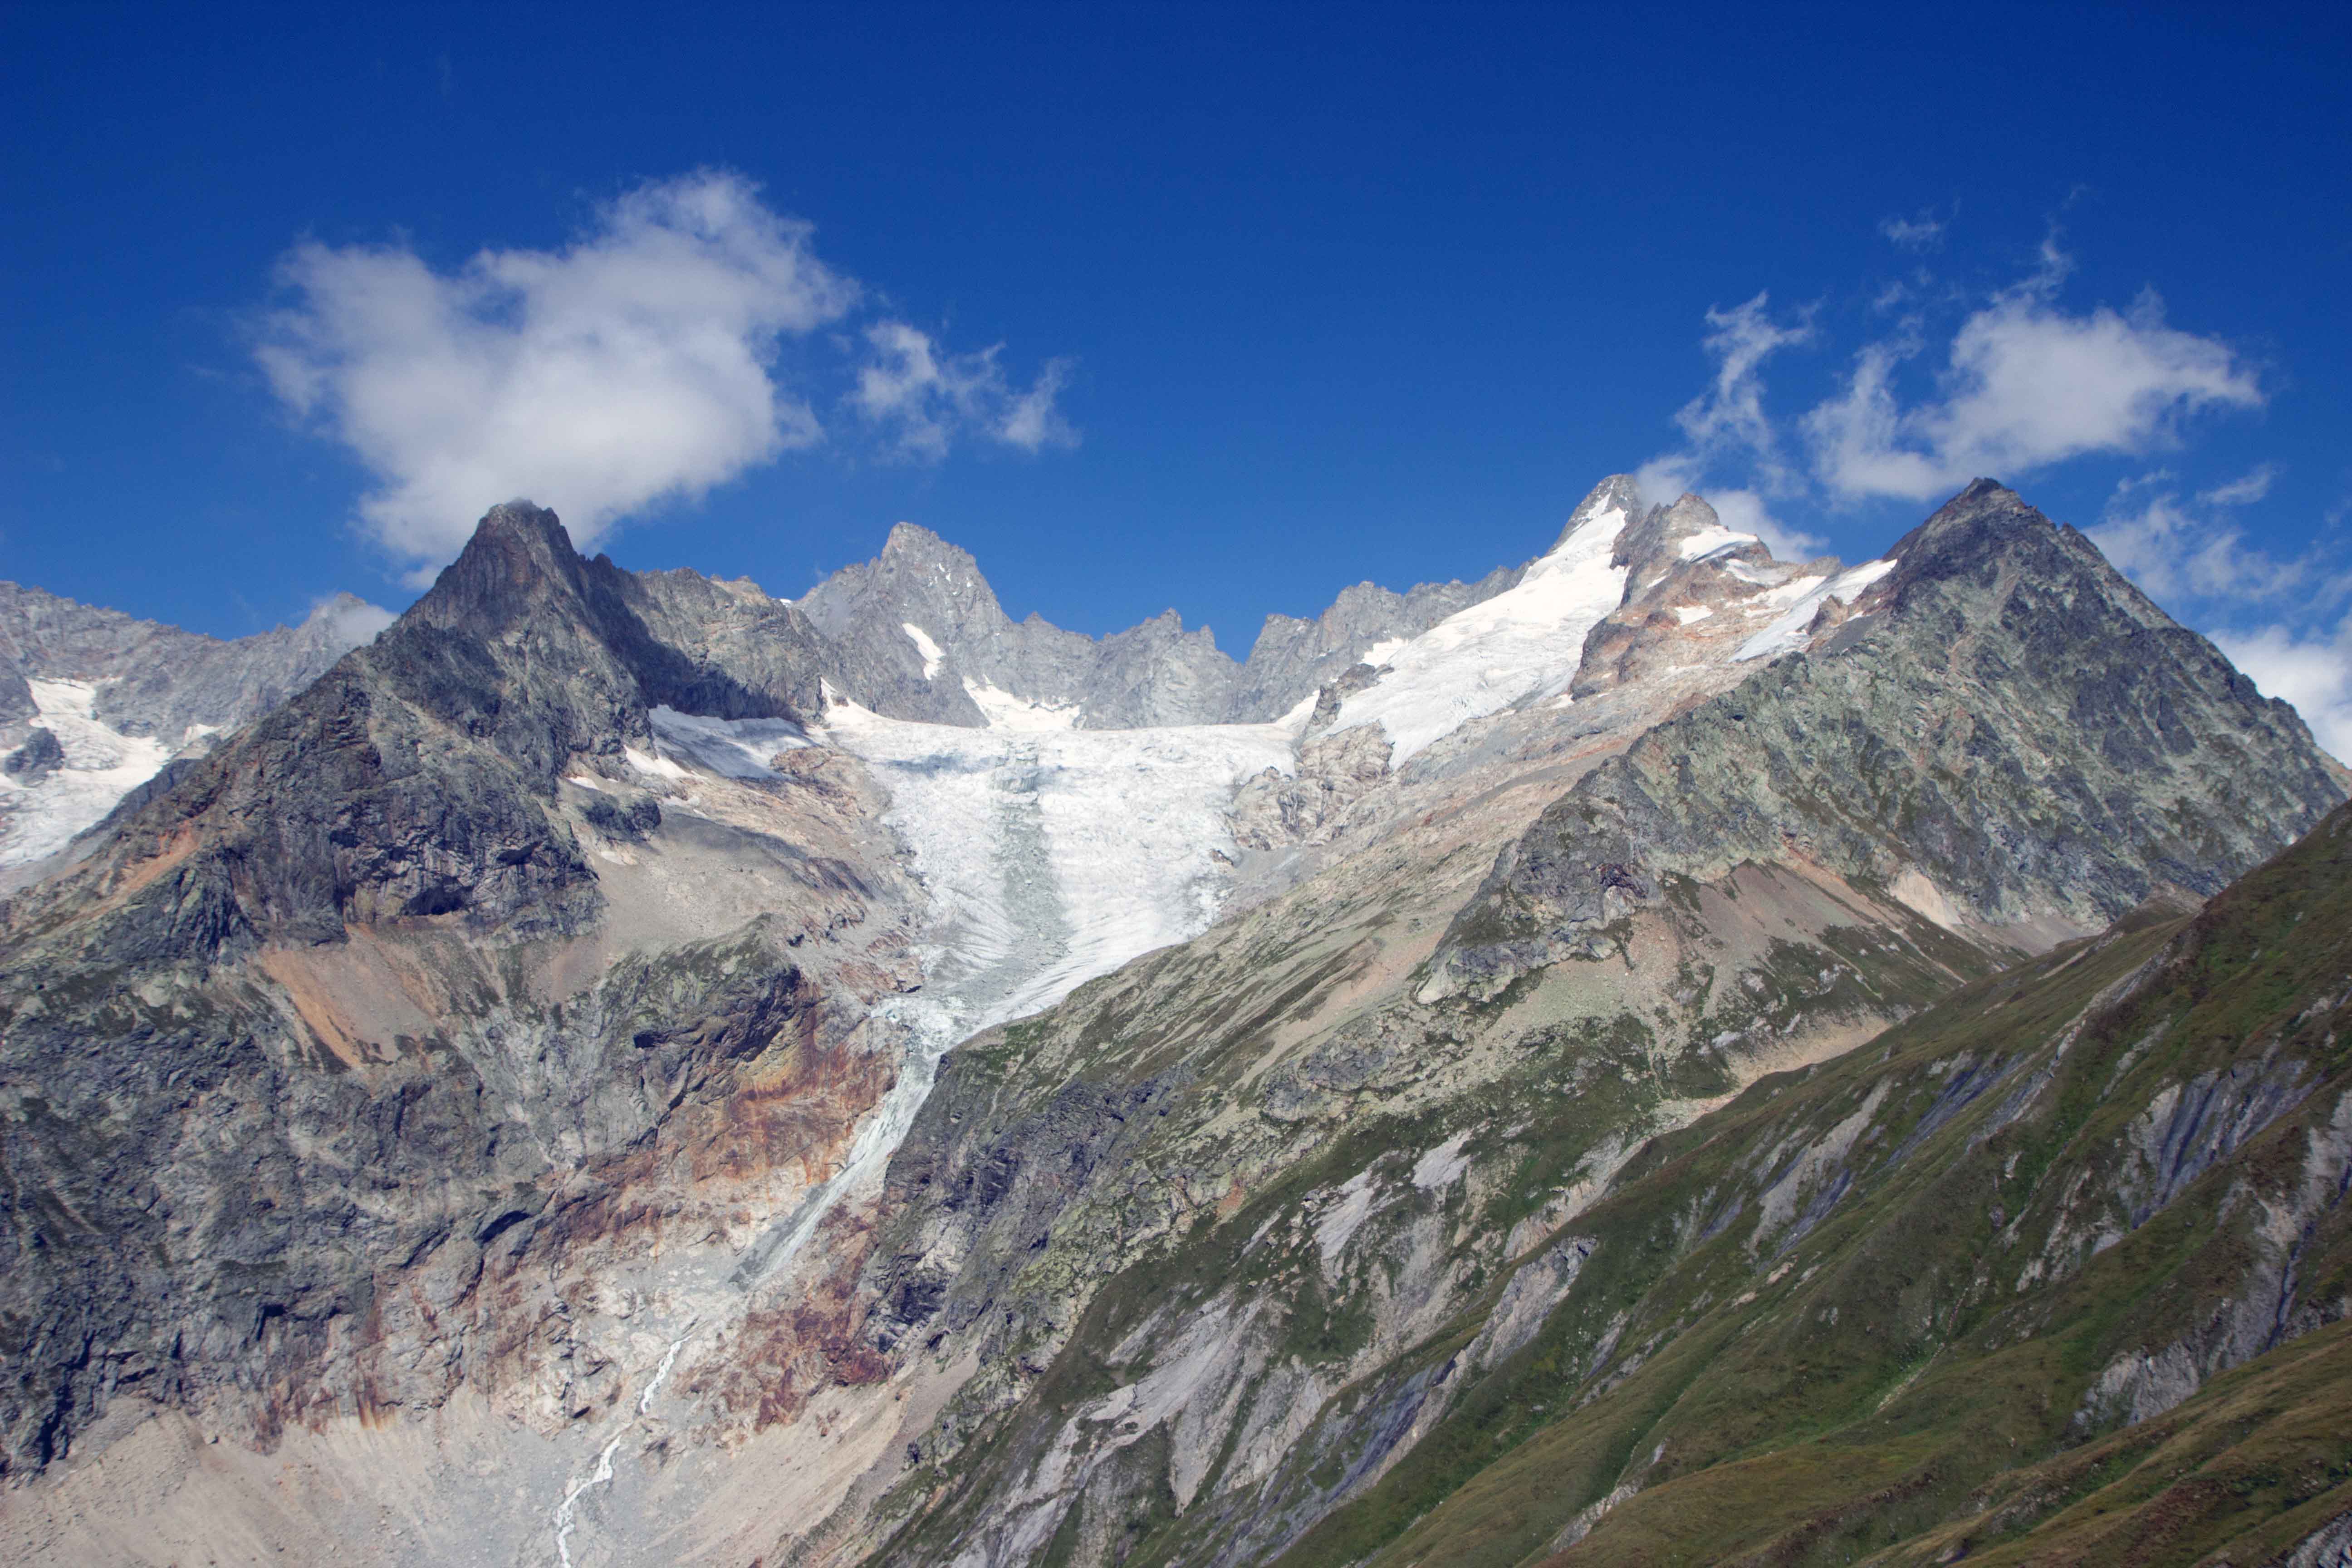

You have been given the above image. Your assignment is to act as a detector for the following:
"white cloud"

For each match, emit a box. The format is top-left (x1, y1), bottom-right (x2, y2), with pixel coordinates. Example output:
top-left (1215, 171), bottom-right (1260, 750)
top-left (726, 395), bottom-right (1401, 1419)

top-left (2199, 463), bottom-right (2276, 506)
top-left (1879, 211), bottom-right (1946, 251)
top-left (255, 171), bottom-right (1073, 577)
top-left (309, 594), bottom-right (398, 647)
top-left (2214, 616), bottom-right (2352, 763)
top-left (260, 171), bottom-right (858, 573)
top-left (1672, 293), bottom-right (1813, 490)
top-left (1627, 294), bottom-right (1826, 560)
top-left (1804, 245), bottom-right (2263, 502)
top-left (2087, 483), bottom-right (2308, 605)
top-left (852, 322), bottom-right (1075, 461)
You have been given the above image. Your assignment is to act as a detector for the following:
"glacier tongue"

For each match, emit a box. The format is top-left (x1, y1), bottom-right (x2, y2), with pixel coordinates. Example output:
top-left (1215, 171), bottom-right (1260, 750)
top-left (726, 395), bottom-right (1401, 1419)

top-left (1333, 502), bottom-right (1631, 762)
top-left (822, 700), bottom-right (1300, 1025)
top-left (732, 702), bottom-right (1303, 1284)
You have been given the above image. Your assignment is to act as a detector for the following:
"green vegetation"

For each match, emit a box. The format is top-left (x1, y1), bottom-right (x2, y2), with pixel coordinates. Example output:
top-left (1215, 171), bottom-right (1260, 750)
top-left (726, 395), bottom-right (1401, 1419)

top-left (1266, 808), bottom-right (2352, 1567)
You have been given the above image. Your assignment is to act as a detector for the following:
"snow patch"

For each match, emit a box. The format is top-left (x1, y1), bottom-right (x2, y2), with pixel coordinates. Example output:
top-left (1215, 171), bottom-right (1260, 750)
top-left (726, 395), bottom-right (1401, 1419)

top-left (621, 745), bottom-right (689, 781)
top-left (1411, 1131), bottom-right (1472, 1191)
top-left (1673, 605), bottom-right (1714, 625)
top-left (964, 680), bottom-right (1080, 731)
top-left (902, 622), bottom-right (944, 679)
top-left (646, 706), bottom-right (810, 778)
top-left (1677, 524), bottom-right (1759, 561)
top-left (1734, 559), bottom-right (1895, 663)
top-left (0, 680), bottom-right (175, 866)
top-left (1333, 505), bottom-right (1630, 761)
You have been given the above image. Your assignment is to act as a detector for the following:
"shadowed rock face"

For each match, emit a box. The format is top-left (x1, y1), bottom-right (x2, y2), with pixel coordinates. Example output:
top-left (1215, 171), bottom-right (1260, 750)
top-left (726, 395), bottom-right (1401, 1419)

top-left (1, 727), bottom-right (62, 781)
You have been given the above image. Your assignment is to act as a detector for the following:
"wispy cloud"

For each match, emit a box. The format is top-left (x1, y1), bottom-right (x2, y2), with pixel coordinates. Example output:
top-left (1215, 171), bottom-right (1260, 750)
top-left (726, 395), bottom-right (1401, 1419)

top-left (309, 594), bottom-right (398, 646)
top-left (1803, 241), bottom-right (2263, 502)
top-left (2088, 480), bottom-right (2307, 604)
top-left (852, 322), bottom-right (1076, 461)
top-left (1637, 239), bottom-right (2334, 754)
top-left (257, 170), bottom-right (1073, 578)
top-left (1878, 209), bottom-right (1947, 251)
top-left (2085, 469), bottom-right (2352, 759)
top-left (1630, 293), bottom-right (1826, 559)
top-left (2199, 463), bottom-right (2277, 507)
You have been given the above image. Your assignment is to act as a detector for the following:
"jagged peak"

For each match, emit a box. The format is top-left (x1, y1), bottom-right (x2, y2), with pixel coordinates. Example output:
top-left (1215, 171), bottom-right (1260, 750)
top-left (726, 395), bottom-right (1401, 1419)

top-left (412, 500), bottom-right (592, 633)
top-left (1552, 474), bottom-right (1646, 550)
top-left (877, 519), bottom-right (981, 573)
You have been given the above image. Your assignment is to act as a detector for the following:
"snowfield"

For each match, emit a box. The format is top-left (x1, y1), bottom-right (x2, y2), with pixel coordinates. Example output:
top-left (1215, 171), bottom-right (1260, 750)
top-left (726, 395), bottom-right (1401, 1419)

top-left (0, 680), bottom-right (173, 867)
top-left (1333, 501), bottom-right (1631, 761)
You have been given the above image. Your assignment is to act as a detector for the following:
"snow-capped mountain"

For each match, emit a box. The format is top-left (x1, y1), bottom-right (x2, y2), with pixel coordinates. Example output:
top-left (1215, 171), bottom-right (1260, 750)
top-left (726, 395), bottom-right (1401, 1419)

top-left (1, 479), bottom-right (2344, 1568)
top-left (0, 585), bottom-right (395, 869)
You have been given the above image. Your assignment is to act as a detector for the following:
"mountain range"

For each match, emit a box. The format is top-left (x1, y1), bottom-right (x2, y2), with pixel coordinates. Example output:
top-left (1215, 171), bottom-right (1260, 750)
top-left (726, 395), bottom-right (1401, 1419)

top-left (1, 477), bottom-right (2346, 1567)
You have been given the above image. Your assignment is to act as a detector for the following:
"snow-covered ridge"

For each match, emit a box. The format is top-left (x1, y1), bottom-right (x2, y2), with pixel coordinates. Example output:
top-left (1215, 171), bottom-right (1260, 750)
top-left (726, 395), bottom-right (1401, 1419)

top-left (1735, 558), bottom-right (1895, 662)
top-left (1332, 502), bottom-right (1632, 762)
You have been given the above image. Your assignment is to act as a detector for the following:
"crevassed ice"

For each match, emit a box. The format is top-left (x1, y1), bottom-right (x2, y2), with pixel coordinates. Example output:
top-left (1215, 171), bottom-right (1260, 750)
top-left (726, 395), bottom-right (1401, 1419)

top-left (738, 701), bottom-right (1300, 1283)
top-left (1332, 504), bottom-right (1631, 762)
top-left (823, 700), bottom-right (1296, 1021)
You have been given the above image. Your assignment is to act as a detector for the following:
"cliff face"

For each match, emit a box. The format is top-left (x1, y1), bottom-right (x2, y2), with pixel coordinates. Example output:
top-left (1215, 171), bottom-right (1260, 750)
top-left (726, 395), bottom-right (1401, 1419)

top-left (0, 481), bottom-right (2345, 1568)
top-left (0, 504), bottom-right (924, 1494)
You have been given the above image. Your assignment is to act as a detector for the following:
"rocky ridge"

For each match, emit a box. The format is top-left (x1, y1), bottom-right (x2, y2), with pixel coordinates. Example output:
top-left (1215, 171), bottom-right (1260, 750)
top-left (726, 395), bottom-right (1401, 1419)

top-left (0, 583), bottom-right (393, 868)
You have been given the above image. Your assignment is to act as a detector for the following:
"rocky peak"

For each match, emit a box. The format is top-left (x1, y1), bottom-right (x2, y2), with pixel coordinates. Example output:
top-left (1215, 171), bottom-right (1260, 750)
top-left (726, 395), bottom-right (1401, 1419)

top-left (1550, 473), bottom-right (1644, 550)
top-left (1443, 477), bottom-right (2349, 999)
top-left (799, 521), bottom-right (1007, 645)
top-left (410, 500), bottom-right (594, 635)
top-left (1610, 490), bottom-right (1772, 600)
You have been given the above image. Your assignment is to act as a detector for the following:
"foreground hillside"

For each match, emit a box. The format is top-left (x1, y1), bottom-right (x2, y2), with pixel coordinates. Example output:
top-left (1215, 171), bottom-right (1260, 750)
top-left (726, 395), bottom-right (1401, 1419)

top-left (0, 479), bottom-right (2342, 1566)
top-left (1065, 799), bottom-right (2352, 1568)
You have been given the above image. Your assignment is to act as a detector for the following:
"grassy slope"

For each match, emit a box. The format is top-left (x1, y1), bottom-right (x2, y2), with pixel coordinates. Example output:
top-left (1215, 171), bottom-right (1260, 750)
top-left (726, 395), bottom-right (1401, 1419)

top-left (1267, 804), bottom-right (2352, 1568)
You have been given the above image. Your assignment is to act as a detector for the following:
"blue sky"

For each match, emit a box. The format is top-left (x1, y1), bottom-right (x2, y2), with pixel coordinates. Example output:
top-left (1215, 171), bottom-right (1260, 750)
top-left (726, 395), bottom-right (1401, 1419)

top-left (5, 2), bottom-right (2349, 744)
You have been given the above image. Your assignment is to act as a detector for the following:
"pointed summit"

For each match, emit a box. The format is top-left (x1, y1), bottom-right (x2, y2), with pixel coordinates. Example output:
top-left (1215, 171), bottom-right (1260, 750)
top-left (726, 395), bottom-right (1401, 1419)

top-left (414, 500), bottom-right (593, 634)
top-left (1551, 474), bottom-right (1644, 550)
